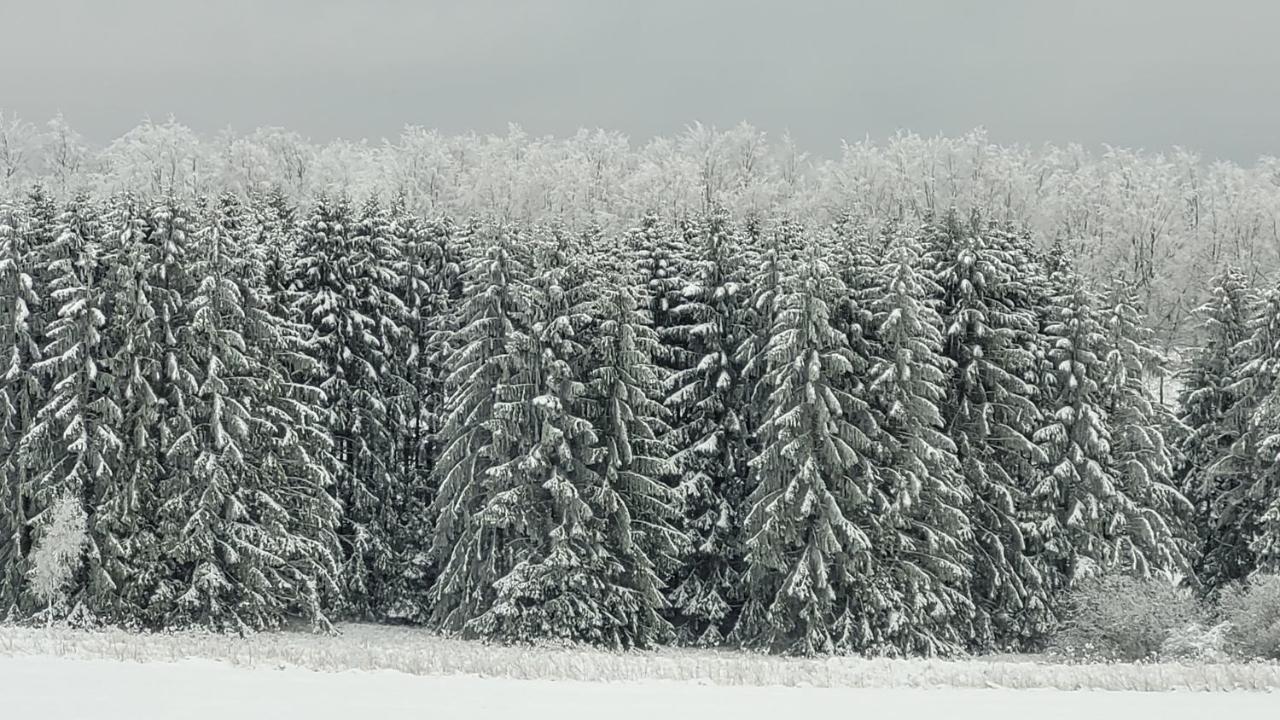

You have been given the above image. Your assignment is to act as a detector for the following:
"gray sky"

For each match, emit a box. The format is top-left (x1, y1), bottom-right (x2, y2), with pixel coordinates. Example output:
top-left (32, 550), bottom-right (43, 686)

top-left (4, 0), bottom-right (1279, 161)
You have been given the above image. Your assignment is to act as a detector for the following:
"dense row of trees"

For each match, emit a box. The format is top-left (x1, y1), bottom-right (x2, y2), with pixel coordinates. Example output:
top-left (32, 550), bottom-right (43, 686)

top-left (4, 112), bottom-right (1280, 348)
top-left (7, 176), bottom-right (1270, 656)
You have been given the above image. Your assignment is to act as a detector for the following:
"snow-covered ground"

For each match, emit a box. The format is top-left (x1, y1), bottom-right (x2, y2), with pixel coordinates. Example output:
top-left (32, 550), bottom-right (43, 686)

top-left (2, 654), bottom-right (1275, 720)
top-left (3, 621), bottom-right (1280, 719)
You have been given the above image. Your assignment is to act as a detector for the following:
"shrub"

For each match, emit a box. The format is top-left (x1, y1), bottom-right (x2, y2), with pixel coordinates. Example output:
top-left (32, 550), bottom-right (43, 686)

top-left (1052, 574), bottom-right (1204, 661)
top-left (1159, 621), bottom-right (1230, 662)
top-left (1218, 574), bottom-right (1280, 660)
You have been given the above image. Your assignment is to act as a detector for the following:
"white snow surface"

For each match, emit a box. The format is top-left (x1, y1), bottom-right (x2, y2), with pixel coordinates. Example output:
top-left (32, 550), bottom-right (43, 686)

top-left (2, 654), bottom-right (1276, 720)
top-left (3, 623), bottom-right (1280, 694)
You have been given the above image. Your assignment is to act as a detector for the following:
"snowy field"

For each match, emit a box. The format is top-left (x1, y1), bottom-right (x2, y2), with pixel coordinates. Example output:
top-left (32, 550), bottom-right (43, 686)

top-left (2, 655), bottom-right (1277, 720)
top-left (2, 623), bottom-right (1279, 698)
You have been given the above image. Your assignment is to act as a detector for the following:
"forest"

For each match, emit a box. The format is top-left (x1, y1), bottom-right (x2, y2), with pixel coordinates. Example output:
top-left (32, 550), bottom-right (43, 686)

top-left (1, 112), bottom-right (1279, 656)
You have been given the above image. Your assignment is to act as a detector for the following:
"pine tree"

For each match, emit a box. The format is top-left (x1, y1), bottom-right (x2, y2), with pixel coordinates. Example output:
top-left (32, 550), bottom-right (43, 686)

top-left (160, 193), bottom-right (339, 630)
top-left (1179, 267), bottom-right (1258, 591)
top-left (665, 207), bottom-right (753, 645)
top-left (583, 283), bottom-right (686, 647)
top-left (20, 194), bottom-right (122, 620)
top-left (97, 192), bottom-right (165, 621)
top-left (383, 203), bottom-right (460, 622)
top-left (466, 228), bottom-right (639, 645)
top-left (736, 243), bottom-right (873, 655)
top-left (1099, 280), bottom-right (1194, 578)
top-left (427, 224), bottom-right (533, 632)
top-left (1224, 281), bottom-right (1280, 575)
top-left (863, 234), bottom-right (974, 655)
top-left (0, 194), bottom-right (41, 613)
top-left (138, 196), bottom-right (203, 624)
top-left (925, 214), bottom-right (1053, 650)
top-left (292, 195), bottom-right (404, 618)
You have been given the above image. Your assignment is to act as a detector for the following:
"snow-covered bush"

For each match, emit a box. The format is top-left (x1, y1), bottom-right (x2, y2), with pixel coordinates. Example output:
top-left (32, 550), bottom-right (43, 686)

top-left (1051, 574), bottom-right (1203, 661)
top-left (1159, 621), bottom-right (1230, 662)
top-left (1218, 574), bottom-right (1280, 659)
top-left (26, 494), bottom-right (87, 625)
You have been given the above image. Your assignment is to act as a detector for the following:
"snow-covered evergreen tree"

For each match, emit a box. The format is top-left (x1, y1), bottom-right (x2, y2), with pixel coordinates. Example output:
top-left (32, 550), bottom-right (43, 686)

top-left (137, 196), bottom-right (203, 623)
top-left (97, 192), bottom-right (165, 621)
top-left (863, 234), bottom-right (974, 655)
top-left (467, 228), bottom-right (637, 645)
top-left (292, 195), bottom-right (405, 618)
top-left (736, 242), bottom-right (873, 655)
top-left (1099, 280), bottom-right (1194, 578)
top-left (427, 224), bottom-right (533, 631)
top-left (383, 202), bottom-right (460, 622)
top-left (737, 218), bottom-right (799, 444)
top-left (159, 193), bottom-right (339, 630)
top-left (665, 207), bottom-right (753, 645)
top-left (1034, 270), bottom-right (1115, 587)
top-left (0, 194), bottom-right (41, 613)
top-left (1220, 280), bottom-right (1280, 576)
top-left (252, 186), bottom-right (299, 322)
top-left (583, 283), bottom-right (686, 647)
top-left (1035, 264), bottom-right (1189, 588)
top-left (20, 194), bottom-right (122, 619)
top-left (630, 212), bottom-right (686, 359)
top-left (925, 214), bottom-right (1053, 650)
top-left (1179, 267), bottom-right (1258, 591)
top-left (340, 197), bottom-right (406, 618)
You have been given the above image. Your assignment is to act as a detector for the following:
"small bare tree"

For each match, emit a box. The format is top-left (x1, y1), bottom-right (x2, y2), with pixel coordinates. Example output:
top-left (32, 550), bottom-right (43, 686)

top-left (27, 494), bottom-right (87, 626)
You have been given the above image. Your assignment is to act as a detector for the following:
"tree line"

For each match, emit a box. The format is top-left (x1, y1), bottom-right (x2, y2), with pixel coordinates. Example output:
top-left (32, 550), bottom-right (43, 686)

top-left (0, 184), bottom-right (1276, 656)
top-left (4, 112), bottom-right (1280, 348)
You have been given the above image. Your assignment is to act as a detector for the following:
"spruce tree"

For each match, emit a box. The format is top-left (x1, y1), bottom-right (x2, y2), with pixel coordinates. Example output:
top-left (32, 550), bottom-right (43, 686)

top-left (665, 206), bottom-right (753, 645)
top-left (737, 218), bottom-right (800, 446)
top-left (427, 224), bottom-right (533, 631)
top-left (1035, 266), bottom-right (1191, 587)
top-left (251, 186), bottom-right (299, 322)
top-left (161, 193), bottom-right (339, 630)
top-left (342, 197), bottom-right (406, 618)
top-left (583, 283), bottom-right (686, 647)
top-left (736, 243), bottom-right (873, 655)
top-left (467, 229), bottom-right (632, 645)
top-left (97, 192), bottom-right (166, 621)
top-left (292, 195), bottom-right (404, 617)
top-left (18, 195), bottom-right (125, 622)
top-left (140, 196), bottom-right (203, 624)
top-left (249, 189), bottom-right (345, 626)
top-left (925, 214), bottom-right (1052, 650)
top-left (1179, 267), bottom-right (1258, 591)
top-left (383, 203), bottom-right (460, 622)
top-left (863, 235), bottom-right (974, 654)
top-left (1223, 281), bottom-right (1280, 575)
top-left (0, 194), bottom-right (41, 613)
top-left (630, 212), bottom-right (686, 369)
top-left (1099, 280), bottom-right (1194, 578)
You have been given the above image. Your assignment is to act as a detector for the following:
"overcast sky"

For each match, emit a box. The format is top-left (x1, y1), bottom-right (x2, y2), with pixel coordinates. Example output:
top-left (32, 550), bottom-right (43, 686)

top-left (3, 0), bottom-right (1278, 161)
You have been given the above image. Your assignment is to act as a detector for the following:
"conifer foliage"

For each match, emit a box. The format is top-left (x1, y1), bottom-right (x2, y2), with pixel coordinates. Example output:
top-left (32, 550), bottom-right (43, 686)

top-left (0, 176), bottom-right (1257, 654)
top-left (1180, 268), bottom-right (1259, 590)
top-left (926, 216), bottom-right (1053, 649)
top-left (665, 207), bottom-right (753, 645)
top-left (738, 243), bottom-right (872, 655)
